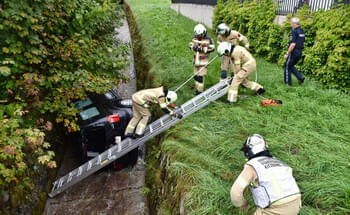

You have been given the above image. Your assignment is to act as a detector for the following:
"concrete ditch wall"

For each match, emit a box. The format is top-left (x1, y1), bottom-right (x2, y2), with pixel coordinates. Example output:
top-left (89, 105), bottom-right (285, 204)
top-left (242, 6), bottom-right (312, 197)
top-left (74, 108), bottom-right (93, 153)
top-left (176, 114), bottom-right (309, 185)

top-left (170, 3), bottom-right (215, 28)
top-left (170, 3), bottom-right (287, 28)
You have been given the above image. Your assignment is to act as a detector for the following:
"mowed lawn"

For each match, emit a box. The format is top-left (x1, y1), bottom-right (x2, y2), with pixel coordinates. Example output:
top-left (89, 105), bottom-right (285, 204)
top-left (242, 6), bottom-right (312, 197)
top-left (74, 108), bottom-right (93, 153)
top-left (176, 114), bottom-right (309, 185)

top-left (126, 0), bottom-right (350, 214)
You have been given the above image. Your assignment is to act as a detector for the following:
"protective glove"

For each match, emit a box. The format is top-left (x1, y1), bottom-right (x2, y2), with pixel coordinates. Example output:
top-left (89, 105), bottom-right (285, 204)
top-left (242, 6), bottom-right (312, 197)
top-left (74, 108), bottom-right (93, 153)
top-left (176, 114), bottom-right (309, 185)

top-left (175, 113), bottom-right (183, 119)
top-left (193, 46), bottom-right (202, 52)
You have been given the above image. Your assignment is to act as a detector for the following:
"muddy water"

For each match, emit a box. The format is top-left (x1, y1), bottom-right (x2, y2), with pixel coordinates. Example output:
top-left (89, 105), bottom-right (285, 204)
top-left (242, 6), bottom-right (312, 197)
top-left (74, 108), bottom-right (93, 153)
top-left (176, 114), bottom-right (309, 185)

top-left (43, 14), bottom-right (148, 215)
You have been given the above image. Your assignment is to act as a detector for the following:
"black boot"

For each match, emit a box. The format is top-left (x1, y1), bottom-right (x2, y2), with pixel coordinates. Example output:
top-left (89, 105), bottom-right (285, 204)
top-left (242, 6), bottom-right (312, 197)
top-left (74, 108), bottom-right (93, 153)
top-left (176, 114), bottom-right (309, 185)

top-left (134, 133), bottom-right (144, 139)
top-left (224, 100), bottom-right (235, 105)
top-left (194, 90), bottom-right (201, 96)
top-left (298, 77), bottom-right (305, 85)
top-left (125, 133), bottom-right (135, 139)
top-left (256, 88), bottom-right (266, 95)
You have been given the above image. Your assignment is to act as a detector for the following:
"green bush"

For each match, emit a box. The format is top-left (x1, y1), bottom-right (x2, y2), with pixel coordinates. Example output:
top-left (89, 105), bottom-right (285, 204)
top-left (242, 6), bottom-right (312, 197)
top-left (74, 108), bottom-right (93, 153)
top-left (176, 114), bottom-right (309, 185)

top-left (0, 0), bottom-right (127, 209)
top-left (213, 0), bottom-right (350, 92)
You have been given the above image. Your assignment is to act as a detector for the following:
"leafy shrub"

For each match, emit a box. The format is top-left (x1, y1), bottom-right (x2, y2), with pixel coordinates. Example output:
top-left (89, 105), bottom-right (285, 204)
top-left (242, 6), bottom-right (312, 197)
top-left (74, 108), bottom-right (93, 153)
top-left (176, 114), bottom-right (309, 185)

top-left (0, 0), bottom-right (128, 209)
top-left (213, 0), bottom-right (350, 92)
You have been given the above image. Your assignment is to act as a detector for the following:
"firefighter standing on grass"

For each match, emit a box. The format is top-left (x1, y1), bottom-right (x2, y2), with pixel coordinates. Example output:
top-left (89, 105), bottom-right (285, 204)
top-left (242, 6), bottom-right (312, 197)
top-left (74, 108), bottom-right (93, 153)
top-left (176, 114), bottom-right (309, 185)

top-left (230, 134), bottom-right (302, 215)
top-left (189, 24), bottom-right (215, 95)
top-left (216, 23), bottom-right (250, 81)
top-left (217, 42), bottom-right (265, 104)
top-left (124, 87), bottom-right (182, 139)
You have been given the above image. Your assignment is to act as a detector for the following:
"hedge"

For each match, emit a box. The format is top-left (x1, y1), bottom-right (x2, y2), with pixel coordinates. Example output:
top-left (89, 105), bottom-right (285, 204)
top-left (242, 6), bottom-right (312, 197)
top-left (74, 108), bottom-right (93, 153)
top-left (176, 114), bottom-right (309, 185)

top-left (0, 0), bottom-right (127, 210)
top-left (213, 0), bottom-right (350, 92)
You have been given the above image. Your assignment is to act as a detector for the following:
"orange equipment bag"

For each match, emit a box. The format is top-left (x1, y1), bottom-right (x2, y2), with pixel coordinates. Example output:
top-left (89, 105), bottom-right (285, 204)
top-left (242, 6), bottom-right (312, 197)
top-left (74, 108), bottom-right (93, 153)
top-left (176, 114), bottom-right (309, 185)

top-left (261, 99), bottom-right (282, 107)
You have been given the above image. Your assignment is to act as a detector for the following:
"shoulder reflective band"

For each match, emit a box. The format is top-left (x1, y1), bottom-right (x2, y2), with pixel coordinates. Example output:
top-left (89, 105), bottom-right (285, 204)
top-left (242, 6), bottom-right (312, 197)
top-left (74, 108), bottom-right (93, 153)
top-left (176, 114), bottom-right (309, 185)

top-left (236, 175), bottom-right (249, 189)
top-left (234, 60), bottom-right (241, 65)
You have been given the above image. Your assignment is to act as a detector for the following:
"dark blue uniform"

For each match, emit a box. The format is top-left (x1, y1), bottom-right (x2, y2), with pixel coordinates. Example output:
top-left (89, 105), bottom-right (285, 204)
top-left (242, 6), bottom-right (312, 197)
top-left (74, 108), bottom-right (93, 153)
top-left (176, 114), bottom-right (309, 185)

top-left (284, 26), bottom-right (305, 85)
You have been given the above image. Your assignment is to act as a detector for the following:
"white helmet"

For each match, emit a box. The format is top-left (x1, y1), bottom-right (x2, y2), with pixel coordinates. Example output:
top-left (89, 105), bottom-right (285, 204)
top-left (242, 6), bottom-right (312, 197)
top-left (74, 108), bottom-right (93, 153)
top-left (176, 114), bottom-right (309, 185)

top-left (194, 24), bottom-right (207, 37)
top-left (216, 23), bottom-right (231, 36)
top-left (166, 91), bottom-right (177, 104)
top-left (241, 134), bottom-right (268, 159)
top-left (217, 42), bottom-right (232, 56)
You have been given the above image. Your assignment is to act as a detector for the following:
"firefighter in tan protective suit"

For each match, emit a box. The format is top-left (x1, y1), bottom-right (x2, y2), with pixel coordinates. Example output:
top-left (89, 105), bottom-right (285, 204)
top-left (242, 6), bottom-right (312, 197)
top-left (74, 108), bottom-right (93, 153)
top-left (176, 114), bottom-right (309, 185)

top-left (217, 42), bottom-right (265, 104)
top-left (231, 134), bottom-right (302, 215)
top-left (124, 87), bottom-right (182, 139)
top-left (216, 23), bottom-right (250, 80)
top-left (189, 24), bottom-right (215, 95)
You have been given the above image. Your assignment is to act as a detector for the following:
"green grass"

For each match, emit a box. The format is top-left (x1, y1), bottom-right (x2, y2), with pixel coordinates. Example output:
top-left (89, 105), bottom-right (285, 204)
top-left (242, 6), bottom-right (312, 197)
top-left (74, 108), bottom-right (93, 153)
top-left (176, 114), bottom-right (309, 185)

top-left (126, 0), bottom-right (350, 214)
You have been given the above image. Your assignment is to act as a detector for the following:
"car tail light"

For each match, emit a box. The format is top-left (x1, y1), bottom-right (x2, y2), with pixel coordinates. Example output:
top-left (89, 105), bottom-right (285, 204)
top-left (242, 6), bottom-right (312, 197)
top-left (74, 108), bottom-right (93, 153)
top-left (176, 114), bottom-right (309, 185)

top-left (108, 114), bottom-right (120, 123)
top-left (113, 164), bottom-right (123, 169)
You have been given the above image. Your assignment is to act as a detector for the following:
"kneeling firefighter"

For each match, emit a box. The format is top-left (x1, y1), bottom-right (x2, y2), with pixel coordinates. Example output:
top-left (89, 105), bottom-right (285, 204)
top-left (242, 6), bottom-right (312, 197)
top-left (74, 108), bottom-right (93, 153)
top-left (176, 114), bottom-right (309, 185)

top-left (216, 23), bottom-right (250, 80)
top-left (124, 87), bottom-right (182, 139)
top-left (189, 24), bottom-right (215, 95)
top-left (231, 134), bottom-right (302, 215)
top-left (217, 42), bottom-right (265, 104)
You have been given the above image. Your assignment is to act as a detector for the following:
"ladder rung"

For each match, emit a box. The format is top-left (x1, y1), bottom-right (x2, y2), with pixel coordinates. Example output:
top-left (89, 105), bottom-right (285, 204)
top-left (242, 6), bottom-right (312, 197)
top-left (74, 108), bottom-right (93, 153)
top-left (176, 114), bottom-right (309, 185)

top-left (77, 166), bottom-right (83, 176)
top-left (149, 125), bottom-right (153, 133)
top-left (87, 160), bottom-right (93, 170)
top-left (68, 172), bottom-right (74, 183)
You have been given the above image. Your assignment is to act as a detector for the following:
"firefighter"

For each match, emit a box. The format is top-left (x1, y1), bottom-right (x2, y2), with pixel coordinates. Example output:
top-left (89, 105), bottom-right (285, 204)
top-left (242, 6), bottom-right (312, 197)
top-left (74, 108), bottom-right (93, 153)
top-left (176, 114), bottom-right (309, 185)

top-left (230, 134), bottom-right (302, 214)
top-left (217, 42), bottom-right (265, 104)
top-left (216, 23), bottom-right (250, 81)
top-left (124, 87), bottom-right (182, 139)
top-left (189, 24), bottom-right (215, 95)
top-left (284, 17), bottom-right (305, 86)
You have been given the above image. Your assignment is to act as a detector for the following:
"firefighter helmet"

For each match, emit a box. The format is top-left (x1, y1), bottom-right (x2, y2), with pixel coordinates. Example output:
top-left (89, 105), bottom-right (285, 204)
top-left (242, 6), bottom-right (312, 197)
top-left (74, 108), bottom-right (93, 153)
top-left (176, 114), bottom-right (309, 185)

top-left (167, 91), bottom-right (178, 104)
top-left (194, 24), bottom-right (207, 37)
top-left (217, 42), bottom-right (232, 56)
top-left (241, 134), bottom-right (268, 159)
top-left (216, 23), bottom-right (231, 36)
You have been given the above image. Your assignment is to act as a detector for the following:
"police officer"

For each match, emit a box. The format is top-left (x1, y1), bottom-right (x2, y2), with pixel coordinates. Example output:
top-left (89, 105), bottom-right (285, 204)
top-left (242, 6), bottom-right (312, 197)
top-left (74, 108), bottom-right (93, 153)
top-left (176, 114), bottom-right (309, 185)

top-left (216, 23), bottom-right (249, 81)
top-left (217, 42), bottom-right (265, 104)
top-left (189, 24), bottom-right (215, 95)
top-left (284, 17), bottom-right (305, 86)
top-left (230, 134), bottom-right (302, 214)
top-left (124, 87), bottom-right (182, 139)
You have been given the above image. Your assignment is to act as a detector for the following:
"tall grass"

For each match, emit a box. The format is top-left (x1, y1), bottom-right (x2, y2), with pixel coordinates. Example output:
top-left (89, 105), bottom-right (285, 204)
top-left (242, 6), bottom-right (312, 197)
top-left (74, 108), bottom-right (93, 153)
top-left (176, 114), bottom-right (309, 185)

top-left (126, 0), bottom-right (350, 214)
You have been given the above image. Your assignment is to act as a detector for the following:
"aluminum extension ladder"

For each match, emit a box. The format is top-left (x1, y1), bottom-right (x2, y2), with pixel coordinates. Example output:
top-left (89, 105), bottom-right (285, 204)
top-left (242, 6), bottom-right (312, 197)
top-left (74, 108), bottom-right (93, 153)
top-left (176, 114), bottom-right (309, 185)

top-left (49, 78), bottom-right (231, 198)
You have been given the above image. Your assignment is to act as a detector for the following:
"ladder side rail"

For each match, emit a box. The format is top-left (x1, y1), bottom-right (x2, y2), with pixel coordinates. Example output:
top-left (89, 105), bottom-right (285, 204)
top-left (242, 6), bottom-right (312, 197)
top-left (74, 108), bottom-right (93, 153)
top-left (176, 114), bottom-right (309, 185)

top-left (49, 78), bottom-right (231, 197)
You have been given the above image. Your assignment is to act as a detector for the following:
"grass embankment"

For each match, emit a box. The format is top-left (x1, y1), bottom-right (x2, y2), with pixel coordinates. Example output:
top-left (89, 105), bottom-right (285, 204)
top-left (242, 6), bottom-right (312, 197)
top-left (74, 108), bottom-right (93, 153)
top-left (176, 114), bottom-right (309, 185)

top-left (126, 0), bottom-right (350, 214)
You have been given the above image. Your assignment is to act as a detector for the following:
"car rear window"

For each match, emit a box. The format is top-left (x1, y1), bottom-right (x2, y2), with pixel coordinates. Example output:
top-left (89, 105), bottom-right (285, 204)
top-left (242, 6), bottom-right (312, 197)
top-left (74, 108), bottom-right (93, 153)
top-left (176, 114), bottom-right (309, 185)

top-left (79, 107), bottom-right (100, 120)
top-left (74, 98), bottom-right (93, 109)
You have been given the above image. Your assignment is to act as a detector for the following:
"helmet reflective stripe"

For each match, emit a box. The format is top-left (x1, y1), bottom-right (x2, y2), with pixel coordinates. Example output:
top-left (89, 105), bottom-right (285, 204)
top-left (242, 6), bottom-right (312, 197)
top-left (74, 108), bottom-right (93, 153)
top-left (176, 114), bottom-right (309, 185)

top-left (217, 42), bottom-right (232, 56)
top-left (167, 91), bottom-right (177, 104)
top-left (194, 24), bottom-right (206, 37)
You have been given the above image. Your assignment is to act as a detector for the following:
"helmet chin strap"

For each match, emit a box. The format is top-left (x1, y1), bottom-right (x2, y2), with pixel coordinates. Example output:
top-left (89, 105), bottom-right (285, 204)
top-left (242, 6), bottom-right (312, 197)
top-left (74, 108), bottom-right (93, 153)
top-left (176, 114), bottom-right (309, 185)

top-left (247, 150), bottom-right (272, 161)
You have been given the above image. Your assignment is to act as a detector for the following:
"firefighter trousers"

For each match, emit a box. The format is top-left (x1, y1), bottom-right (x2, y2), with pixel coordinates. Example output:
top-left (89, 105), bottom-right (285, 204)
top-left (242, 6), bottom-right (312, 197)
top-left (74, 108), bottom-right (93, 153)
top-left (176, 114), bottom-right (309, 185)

top-left (227, 60), bottom-right (262, 102)
top-left (124, 102), bottom-right (151, 135)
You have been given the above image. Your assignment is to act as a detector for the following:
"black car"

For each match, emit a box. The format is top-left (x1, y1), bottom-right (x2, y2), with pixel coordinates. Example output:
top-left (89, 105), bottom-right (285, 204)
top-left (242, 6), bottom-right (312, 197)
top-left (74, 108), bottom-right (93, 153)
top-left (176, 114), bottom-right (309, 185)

top-left (74, 87), bottom-right (139, 169)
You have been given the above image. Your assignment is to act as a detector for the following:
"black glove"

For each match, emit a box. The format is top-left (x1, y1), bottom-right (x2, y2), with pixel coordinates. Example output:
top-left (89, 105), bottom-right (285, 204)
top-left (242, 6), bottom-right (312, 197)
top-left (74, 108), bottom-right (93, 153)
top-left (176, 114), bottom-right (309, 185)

top-left (193, 46), bottom-right (201, 52)
top-left (175, 113), bottom-right (183, 119)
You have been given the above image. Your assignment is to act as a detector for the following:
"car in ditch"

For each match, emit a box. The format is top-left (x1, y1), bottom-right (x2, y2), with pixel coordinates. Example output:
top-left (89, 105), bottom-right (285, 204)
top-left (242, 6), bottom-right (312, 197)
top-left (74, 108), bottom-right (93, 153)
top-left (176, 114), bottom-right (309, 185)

top-left (73, 86), bottom-right (140, 169)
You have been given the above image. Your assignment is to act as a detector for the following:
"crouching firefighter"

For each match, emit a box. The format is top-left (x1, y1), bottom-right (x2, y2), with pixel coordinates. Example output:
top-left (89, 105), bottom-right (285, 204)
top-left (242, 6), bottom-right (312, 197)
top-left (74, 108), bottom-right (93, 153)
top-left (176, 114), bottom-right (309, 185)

top-left (231, 134), bottom-right (302, 215)
top-left (124, 87), bottom-right (183, 139)
top-left (217, 42), bottom-right (265, 104)
top-left (189, 24), bottom-right (215, 95)
top-left (216, 23), bottom-right (250, 81)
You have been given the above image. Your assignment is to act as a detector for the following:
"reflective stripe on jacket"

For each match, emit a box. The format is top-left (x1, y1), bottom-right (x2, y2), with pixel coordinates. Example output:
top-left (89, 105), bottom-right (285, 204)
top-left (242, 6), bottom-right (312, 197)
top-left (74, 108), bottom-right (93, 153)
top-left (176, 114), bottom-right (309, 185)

top-left (246, 156), bottom-right (300, 208)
